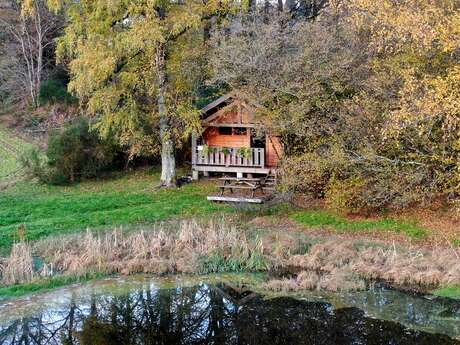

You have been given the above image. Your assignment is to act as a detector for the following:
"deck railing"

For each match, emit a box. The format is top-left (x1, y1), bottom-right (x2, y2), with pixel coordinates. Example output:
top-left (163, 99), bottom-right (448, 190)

top-left (194, 147), bottom-right (265, 168)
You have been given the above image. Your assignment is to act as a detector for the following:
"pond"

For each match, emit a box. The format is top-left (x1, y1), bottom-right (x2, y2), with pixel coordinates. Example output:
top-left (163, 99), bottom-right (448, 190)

top-left (0, 274), bottom-right (459, 344)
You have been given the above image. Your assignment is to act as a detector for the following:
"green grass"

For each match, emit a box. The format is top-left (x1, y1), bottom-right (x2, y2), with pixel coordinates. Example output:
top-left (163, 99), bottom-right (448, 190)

top-left (432, 286), bottom-right (460, 300)
top-left (0, 127), bottom-right (31, 180)
top-left (0, 273), bottom-right (104, 299)
top-left (291, 209), bottom-right (428, 239)
top-left (0, 169), bottom-right (227, 251)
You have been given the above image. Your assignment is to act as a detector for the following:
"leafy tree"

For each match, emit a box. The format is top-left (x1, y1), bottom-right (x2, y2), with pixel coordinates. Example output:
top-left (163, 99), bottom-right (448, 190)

top-left (0, 0), bottom-right (62, 108)
top-left (52, 0), bottom-right (233, 186)
top-left (211, 2), bottom-right (460, 212)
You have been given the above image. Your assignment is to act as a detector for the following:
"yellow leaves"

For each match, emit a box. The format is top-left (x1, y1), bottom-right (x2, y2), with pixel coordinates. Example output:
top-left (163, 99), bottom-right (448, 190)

top-left (347, 0), bottom-right (460, 150)
top-left (347, 0), bottom-right (457, 55)
top-left (438, 11), bottom-right (460, 54)
top-left (57, 0), bottom-right (227, 157)
top-left (20, 0), bottom-right (36, 16)
top-left (67, 39), bottom-right (119, 98)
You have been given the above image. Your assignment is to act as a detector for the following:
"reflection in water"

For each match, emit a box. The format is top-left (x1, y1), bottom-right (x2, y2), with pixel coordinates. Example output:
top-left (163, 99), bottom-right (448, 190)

top-left (0, 282), bottom-right (458, 345)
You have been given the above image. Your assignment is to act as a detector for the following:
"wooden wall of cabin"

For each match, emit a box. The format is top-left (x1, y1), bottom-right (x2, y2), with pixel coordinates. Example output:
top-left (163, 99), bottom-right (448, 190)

top-left (266, 136), bottom-right (283, 167)
top-left (203, 127), bottom-right (251, 148)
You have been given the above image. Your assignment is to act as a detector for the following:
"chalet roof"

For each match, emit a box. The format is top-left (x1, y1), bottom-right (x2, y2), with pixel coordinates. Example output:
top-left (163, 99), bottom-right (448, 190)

top-left (200, 91), bottom-right (265, 120)
top-left (200, 92), bottom-right (235, 115)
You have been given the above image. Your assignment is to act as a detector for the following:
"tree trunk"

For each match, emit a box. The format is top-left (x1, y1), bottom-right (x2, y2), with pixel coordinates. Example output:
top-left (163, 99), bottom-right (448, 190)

top-left (248, 0), bottom-right (256, 12)
top-left (156, 42), bottom-right (176, 187)
top-left (278, 0), bottom-right (283, 12)
top-left (286, 0), bottom-right (296, 12)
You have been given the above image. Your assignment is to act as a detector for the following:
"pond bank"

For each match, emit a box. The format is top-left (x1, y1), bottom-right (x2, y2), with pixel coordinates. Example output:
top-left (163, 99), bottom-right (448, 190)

top-left (1, 219), bottom-right (460, 300)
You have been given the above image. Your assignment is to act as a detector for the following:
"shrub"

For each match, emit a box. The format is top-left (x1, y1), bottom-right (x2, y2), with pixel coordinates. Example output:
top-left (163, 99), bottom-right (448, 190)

top-left (19, 148), bottom-right (50, 183)
top-left (39, 78), bottom-right (76, 105)
top-left (326, 177), bottom-right (368, 214)
top-left (281, 143), bottom-right (439, 214)
top-left (279, 142), bottom-right (350, 198)
top-left (21, 118), bottom-right (121, 184)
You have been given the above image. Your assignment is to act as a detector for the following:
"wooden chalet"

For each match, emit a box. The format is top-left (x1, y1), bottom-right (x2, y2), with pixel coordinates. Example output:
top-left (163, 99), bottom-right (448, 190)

top-left (192, 92), bottom-right (283, 180)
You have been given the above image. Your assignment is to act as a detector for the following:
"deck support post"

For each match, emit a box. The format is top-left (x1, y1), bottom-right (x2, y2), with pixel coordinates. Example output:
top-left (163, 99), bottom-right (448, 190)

top-left (192, 170), bottom-right (199, 180)
top-left (203, 171), bottom-right (210, 177)
top-left (237, 172), bottom-right (243, 178)
top-left (191, 133), bottom-right (197, 166)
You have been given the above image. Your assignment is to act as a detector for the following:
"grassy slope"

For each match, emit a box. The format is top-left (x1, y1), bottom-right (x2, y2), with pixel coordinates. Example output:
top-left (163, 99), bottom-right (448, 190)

top-left (0, 127), bottom-right (31, 180)
top-left (0, 168), bottom-right (431, 252)
top-left (0, 169), bottom-right (227, 250)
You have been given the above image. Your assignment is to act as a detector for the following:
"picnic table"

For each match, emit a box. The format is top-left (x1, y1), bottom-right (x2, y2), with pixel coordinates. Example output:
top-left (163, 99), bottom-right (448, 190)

top-left (218, 177), bottom-right (265, 198)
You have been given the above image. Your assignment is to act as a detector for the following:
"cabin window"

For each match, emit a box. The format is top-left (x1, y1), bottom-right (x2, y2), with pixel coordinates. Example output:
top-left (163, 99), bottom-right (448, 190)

top-left (233, 127), bottom-right (247, 135)
top-left (218, 127), bottom-right (232, 135)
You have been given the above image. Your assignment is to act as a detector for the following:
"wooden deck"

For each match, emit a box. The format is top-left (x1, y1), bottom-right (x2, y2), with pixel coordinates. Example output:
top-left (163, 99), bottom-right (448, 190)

top-left (192, 145), bottom-right (271, 177)
top-left (194, 147), bottom-right (265, 168)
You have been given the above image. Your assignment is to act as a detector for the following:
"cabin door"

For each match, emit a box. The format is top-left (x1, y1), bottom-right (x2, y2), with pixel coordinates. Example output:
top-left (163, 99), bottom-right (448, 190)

top-left (250, 129), bottom-right (266, 167)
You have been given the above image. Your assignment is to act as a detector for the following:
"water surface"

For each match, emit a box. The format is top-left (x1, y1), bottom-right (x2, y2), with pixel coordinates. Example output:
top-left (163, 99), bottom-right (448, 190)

top-left (0, 274), bottom-right (459, 345)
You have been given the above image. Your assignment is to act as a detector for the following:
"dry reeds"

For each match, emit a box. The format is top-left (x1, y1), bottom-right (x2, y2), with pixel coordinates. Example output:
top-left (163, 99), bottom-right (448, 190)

top-left (0, 242), bottom-right (34, 285)
top-left (265, 239), bottom-right (460, 292)
top-left (2, 219), bottom-right (459, 294)
top-left (33, 219), bottom-right (267, 277)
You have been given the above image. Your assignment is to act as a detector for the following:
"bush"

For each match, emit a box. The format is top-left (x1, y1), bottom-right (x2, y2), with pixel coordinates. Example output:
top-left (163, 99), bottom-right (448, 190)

top-left (326, 177), bottom-right (368, 214)
top-left (38, 70), bottom-right (76, 105)
top-left (19, 148), bottom-right (50, 183)
top-left (21, 118), bottom-right (121, 184)
top-left (281, 144), bottom-right (439, 214)
top-left (279, 142), bottom-right (350, 198)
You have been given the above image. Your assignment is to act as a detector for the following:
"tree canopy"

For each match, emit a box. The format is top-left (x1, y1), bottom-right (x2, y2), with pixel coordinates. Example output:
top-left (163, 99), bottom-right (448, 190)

top-left (2, 0), bottom-right (460, 211)
top-left (53, 0), bottom-right (233, 185)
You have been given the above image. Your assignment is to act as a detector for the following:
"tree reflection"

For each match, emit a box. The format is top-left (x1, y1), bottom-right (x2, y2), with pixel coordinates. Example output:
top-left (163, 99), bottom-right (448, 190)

top-left (0, 283), bottom-right (458, 345)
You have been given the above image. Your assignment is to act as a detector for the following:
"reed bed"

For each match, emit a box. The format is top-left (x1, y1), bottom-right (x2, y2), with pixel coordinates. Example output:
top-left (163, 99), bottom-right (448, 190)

top-left (265, 240), bottom-right (460, 292)
top-left (32, 219), bottom-right (268, 277)
top-left (1, 219), bottom-right (460, 295)
top-left (0, 242), bottom-right (34, 285)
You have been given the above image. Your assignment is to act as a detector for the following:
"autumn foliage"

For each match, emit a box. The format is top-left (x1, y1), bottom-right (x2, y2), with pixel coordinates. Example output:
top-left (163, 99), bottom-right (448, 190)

top-left (211, 1), bottom-right (460, 213)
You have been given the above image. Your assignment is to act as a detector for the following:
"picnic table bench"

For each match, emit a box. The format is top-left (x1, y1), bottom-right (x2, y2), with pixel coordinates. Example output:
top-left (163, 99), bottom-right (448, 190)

top-left (218, 177), bottom-right (266, 198)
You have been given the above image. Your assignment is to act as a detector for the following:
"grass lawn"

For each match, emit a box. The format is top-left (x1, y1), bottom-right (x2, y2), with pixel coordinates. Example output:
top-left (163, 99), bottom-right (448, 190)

top-left (0, 169), bottom-right (431, 253)
top-left (432, 286), bottom-right (460, 300)
top-left (0, 169), bottom-right (227, 251)
top-left (291, 209), bottom-right (428, 239)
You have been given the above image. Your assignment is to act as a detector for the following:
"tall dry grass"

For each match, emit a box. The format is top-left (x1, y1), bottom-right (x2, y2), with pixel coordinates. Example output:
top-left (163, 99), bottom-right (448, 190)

top-left (34, 220), bottom-right (269, 276)
top-left (0, 242), bottom-right (34, 285)
top-left (265, 240), bottom-right (460, 292)
top-left (2, 219), bottom-right (460, 294)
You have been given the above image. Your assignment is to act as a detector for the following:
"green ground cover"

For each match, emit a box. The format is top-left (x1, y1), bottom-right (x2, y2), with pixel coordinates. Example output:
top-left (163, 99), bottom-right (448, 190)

top-left (433, 286), bottom-right (460, 300)
top-left (0, 168), bottom-right (431, 253)
top-left (0, 127), bottom-right (31, 181)
top-left (291, 209), bottom-right (428, 239)
top-left (0, 273), bottom-right (104, 299)
top-left (0, 170), bottom-right (227, 250)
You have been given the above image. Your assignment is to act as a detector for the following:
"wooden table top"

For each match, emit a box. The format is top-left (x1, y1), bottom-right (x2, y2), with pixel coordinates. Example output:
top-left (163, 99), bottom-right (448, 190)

top-left (218, 177), bottom-right (263, 182)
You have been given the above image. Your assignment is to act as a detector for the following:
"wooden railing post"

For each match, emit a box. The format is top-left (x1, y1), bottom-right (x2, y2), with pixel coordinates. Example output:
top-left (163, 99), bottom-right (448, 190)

top-left (260, 148), bottom-right (265, 168)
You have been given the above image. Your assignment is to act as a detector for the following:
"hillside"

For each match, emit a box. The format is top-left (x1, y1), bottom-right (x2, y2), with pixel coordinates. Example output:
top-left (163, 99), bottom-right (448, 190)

top-left (0, 126), bottom-right (31, 187)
